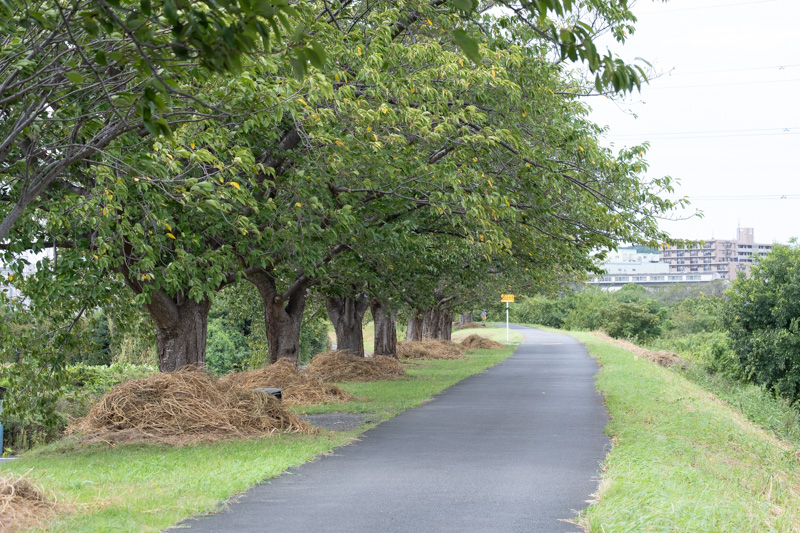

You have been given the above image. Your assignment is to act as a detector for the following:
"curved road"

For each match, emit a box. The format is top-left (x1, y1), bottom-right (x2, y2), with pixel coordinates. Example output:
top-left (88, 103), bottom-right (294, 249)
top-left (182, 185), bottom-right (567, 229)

top-left (178, 325), bottom-right (609, 532)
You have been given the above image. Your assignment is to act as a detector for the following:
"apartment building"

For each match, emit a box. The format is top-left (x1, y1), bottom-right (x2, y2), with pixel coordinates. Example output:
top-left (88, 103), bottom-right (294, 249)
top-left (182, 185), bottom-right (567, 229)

top-left (660, 227), bottom-right (773, 281)
top-left (585, 246), bottom-right (720, 289)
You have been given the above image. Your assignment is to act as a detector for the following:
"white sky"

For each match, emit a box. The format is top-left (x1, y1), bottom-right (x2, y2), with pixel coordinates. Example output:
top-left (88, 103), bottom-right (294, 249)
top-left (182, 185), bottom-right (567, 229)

top-left (588, 0), bottom-right (800, 245)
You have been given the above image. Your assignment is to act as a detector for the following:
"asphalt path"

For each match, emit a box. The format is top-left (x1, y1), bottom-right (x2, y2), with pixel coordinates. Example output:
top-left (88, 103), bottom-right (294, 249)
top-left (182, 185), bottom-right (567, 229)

top-left (178, 325), bottom-right (609, 533)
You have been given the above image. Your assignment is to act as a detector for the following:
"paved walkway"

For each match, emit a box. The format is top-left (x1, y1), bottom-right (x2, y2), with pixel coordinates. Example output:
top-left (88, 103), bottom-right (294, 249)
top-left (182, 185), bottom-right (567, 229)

top-left (179, 325), bottom-right (609, 532)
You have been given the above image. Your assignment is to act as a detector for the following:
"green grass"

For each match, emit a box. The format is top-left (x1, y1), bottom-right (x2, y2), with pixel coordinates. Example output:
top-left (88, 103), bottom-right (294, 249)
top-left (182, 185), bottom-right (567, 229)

top-left (570, 331), bottom-right (800, 532)
top-left (2, 345), bottom-right (515, 532)
top-left (451, 323), bottom-right (524, 344)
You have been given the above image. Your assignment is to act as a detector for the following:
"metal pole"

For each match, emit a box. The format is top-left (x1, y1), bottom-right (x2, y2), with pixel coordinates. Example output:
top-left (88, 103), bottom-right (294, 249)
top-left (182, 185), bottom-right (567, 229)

top-left (506, 301), bottom-right (509, 342)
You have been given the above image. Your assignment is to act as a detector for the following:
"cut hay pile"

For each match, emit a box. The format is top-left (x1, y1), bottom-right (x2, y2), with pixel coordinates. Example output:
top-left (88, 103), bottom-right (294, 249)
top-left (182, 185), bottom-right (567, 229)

top-left (0, 475), bottom-right (57, 532)
top-left (72, 367), bottom-right (313, 444)
top-left (218, 358), bottom-right (353, 406)
top-left (593, 332), bottom-right (686, 369)
top-left (308, 351), bottom-right (406, 382)
top-left (397, 340), bottom-right (466, 360)
top-left (459, 334), bottom-right (505, 350)
top-left (454, 321), bottom-right (486, 330)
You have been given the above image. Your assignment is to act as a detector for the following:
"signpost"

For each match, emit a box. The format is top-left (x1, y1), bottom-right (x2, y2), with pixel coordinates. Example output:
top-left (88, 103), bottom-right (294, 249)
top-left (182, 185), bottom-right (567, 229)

top-left (500, 294), bottom-right (515, 342)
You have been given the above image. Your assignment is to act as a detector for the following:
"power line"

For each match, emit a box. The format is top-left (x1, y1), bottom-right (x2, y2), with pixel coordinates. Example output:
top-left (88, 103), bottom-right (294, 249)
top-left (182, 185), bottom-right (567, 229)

top-left (609, 127), bottom-right (800, 141)
top-left (665, 63), bottom-right (800, 77)
top-left (638, 0), bottom-right (779, 15)
top-left (668, 194), bottom-right (800, 201)
top-left (645, 77), bottom-right (800, 91)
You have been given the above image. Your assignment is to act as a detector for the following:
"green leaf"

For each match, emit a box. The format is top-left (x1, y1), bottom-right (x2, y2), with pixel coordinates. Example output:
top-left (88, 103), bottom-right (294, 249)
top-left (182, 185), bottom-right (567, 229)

top-left (451, 0), bottom-right (476, 14)
top-left (65, 71), bottom-right (84, 84)
top-left (452, 29), bottom-right (480, 63)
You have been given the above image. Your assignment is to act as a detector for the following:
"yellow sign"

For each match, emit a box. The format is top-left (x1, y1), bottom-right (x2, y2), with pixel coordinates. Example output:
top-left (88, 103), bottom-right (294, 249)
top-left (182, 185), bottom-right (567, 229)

top-left (500, 294), bottom-right (515, 303)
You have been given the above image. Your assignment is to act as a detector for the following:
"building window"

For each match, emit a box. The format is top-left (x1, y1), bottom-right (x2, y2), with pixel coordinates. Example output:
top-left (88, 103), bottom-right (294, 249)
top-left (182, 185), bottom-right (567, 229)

top-left (615, 276), bottom-right (630, 282)
top-left (668, 275), bottom-right (684, 281)
top-left (650, 276), bottom-right (665, 281)
top-left (632, 276), bottom-right (647, 282)
top-left (686, 275), bottom-right (701, 281)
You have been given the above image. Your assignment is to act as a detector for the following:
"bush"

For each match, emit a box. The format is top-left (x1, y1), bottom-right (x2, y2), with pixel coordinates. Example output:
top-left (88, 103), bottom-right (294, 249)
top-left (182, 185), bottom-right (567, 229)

top-left (602, 301), bottom-right (663, 341)
top-left (1, 362), bottom-right (155, 452)
top-left (563, 289), bottom-right (613, 331)
top-left (722, 245), bottom-right (800, 402)
top-left (515, 295), bottom-right (567, 328)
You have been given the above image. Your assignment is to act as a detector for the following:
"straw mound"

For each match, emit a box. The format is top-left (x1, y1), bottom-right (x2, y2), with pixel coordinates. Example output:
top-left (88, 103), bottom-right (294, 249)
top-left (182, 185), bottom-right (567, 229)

top-left (397, 340), bottom-right (466, 360)
top-left (308, 351), bottom-right (406, 382)
top-left (72, 367), bottom-right (313, 444)
top-left (593, 332), bottom-right (687, 369)
top-left (0, 475), bottom-right (57, 532)
top-left (460, 334), bottom-right (505, 350)
top-left (455, 321), bottom-right (486, 330)
top-left (218, 358), bottom-right (353, 406)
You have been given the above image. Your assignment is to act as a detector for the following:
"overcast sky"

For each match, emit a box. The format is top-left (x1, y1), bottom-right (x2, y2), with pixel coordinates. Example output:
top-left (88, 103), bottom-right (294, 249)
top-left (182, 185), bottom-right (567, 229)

top-left (588, 0), bottom-right (800, 245)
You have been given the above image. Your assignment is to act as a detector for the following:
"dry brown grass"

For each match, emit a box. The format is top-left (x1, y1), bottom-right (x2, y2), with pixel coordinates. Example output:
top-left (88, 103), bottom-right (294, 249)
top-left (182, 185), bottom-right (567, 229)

top-left (592, 332), bottom-right (686, 369)
top-left (397, 340), bottom-right (466, 360)
top-left (454, 321), bottom-right (486, 330)
top-left (0, 474), bottom-right (58, 532)
top-left (459, 334), bottom-right (505, 350)
top-left (71, 366), bottom-right (313, 445)
top-left (307, 351), bottom-right (406, 382)
top-left (218, 359), bottom-right (353, 406)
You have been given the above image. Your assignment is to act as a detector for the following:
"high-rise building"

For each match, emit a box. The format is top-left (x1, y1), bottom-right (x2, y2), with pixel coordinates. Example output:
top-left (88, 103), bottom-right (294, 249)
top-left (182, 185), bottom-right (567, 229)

top-left (660, 227), bottom-right (773, 281)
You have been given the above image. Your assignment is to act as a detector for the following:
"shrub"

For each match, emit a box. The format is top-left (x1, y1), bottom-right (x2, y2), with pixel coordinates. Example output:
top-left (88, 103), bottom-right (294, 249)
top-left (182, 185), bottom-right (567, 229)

top-left (722, 245), bottom-right (800, 401)
top-left (602, 301), bottom-right (663, 341)
top-left (515, 295), bottom-right (567, 328)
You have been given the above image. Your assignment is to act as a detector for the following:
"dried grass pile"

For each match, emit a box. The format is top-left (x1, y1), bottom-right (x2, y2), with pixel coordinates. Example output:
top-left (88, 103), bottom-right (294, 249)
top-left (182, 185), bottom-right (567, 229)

top-left (72, 367), bottom-right (313, 444)
top-left (460, 334), bottom-right (505, 350)
top-left (308, 351), bottom-right (406, 382)
top-left (454, 321), bottom-right (486, 330)
top-left (218, 358), bottom-right (353, 406)
top-left (397, 340), bottom-right (466, 360)
top-left (0, 475), bottom-right (57, 532)
top-left (593, 332), bottom-right (686, 369)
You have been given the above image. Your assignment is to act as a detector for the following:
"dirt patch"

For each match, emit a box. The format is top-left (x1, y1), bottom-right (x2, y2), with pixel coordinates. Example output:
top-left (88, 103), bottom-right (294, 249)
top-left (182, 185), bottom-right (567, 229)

top-left (454, 322), bottom-right (486, 330)
top-left (397, 340), bottom-right (465, 360)
top-left (308, 351), bottom-right (406, 382)
top-left (218, 359), bottom-right (353, 406)
top-left (459, 334), bottom-right (505, 350)
top-left (70, 366), bottom-right (313, 445)
top-left (593, 332), bottom-right (686, 369)
top-left (0, 474), bottom-right (58, 532)
top-left (301, 413), bottom-right (382, 431)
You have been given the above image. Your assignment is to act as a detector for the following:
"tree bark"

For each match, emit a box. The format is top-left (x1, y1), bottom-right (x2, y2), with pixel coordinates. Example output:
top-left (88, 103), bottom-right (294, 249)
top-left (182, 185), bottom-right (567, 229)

top-left (144, 291), bottom-right (212, 372)
top-left (326, 293), bottom-right (369, 357)
top-left (248, 270), bottom-right (308, 365)
top-left (421, 307), bottom-right (441, 339)
top-left (406, 309), bottom-right (423, 341)
top-left (438, 310), bottom-right (453, 340)
top-left (371, 299), bottom-right (398, 358)
top-left (120, 267), bottom-right (211, 372)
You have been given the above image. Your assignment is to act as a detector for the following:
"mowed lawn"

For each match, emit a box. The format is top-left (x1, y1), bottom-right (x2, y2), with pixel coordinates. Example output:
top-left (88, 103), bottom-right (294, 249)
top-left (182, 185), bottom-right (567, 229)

top-left (572, 331), bottom-right (800, 532)
top-left (2, 345), bottom-right (516, 532)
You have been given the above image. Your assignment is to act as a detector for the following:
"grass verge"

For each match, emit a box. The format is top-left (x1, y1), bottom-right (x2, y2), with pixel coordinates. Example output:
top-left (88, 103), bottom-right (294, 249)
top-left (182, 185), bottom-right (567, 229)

top-left (571, 331), bottom-right (800, 532)
top-left (451, 324), bottom-right (524, 344)
top-left (1, 346), bottom-right (514, 532)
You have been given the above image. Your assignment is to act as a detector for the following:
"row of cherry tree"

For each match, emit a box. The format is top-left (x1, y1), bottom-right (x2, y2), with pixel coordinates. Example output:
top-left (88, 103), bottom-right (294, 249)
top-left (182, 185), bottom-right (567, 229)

top-left (0, 1), bottom-right (680, 402)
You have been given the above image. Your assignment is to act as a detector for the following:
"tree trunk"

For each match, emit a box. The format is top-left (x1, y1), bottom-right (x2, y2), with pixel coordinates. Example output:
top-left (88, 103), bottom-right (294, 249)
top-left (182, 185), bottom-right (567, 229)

top-left (248, 270), bottom-right (308, 365)
top-left (144, 291), bottom-right (212, 372)
top-left (326, 294), bottom-right (369, 357)
top-left (421, 307), bottom-right (441, 339)
top-left (438, 310), bottom-right (453, 341)
top-left (459, 312), bottom-right (473, 326)
top-left (371, 299), bottom-right (397, 358)
top-left (406, 309), bottom-right (423, 341)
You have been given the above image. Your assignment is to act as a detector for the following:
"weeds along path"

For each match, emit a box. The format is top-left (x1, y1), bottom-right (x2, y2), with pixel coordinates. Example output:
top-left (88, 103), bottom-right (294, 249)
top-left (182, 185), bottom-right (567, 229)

top-left (178, 325), bottom-right (609, 533)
